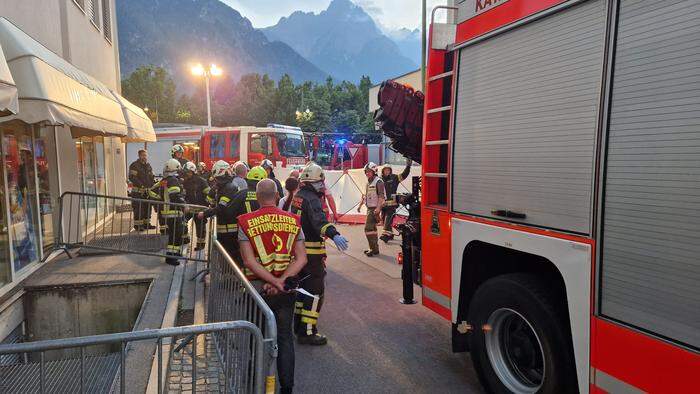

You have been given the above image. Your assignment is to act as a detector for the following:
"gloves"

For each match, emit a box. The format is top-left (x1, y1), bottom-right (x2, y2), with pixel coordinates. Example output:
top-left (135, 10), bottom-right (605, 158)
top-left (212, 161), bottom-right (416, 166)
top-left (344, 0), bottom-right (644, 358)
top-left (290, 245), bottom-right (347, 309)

top-left (332, 234), bottom-right (349, 251)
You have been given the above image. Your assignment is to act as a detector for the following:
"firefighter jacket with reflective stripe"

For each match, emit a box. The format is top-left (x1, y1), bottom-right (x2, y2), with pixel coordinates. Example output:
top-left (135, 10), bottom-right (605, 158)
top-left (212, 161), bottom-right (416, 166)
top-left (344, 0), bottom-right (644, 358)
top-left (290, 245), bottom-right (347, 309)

top-left (291, 185), bottom-right (340, 255)
top-left (203, 181), bottom-right (239, 232)
top-left (230, 179), bottom-right (261, 220)
top-left (365, 176), bottom-right (385, 208)
top-left (128, 160), bottom-right (155, 194)
top-left (238, 206), bottom-right (301, 280)
top-left (382, 165), bottom-right (411, 206)
top-left (183, 175), bottom-right (210, 206)
top-left (148, 175), bottom-right (185, 217)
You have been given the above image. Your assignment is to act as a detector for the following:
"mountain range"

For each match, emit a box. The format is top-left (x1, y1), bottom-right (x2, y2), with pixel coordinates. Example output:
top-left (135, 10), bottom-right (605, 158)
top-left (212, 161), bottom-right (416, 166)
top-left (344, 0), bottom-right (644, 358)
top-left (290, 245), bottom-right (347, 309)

top-left (262, 0), bottom-right (418, 83)
top-left (117, 0), bottom-right (420, 90)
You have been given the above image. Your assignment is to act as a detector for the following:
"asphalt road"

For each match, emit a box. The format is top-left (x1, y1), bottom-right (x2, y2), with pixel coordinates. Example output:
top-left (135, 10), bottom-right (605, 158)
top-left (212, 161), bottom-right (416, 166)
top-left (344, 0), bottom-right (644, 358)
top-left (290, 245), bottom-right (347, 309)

top-left (294, 225), bottom-right (483, 394)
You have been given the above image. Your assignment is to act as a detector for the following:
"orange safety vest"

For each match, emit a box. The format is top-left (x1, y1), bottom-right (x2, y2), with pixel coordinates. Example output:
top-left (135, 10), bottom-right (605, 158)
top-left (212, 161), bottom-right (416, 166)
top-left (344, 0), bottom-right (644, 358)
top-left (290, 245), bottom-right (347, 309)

top-left (238, 206), bottom-right (302, 280)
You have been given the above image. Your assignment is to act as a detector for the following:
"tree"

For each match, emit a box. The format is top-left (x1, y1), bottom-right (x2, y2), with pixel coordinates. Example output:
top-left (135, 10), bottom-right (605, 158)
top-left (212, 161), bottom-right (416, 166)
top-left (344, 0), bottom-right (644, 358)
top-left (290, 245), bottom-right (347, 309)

top-left (122, 66), bottom-right (178, 123)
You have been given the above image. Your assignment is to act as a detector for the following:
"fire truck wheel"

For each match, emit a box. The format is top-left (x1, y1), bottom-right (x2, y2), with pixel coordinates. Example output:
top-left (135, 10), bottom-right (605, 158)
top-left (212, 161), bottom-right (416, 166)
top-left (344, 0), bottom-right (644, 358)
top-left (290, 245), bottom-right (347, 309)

top-left (467, 273), bottom-right (577, 394)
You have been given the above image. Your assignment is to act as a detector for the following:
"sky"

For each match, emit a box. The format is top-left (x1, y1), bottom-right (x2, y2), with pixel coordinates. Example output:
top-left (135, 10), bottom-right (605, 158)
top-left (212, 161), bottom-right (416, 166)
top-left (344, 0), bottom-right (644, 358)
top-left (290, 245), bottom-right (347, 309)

top-left (222, 0), bottom-right (444, 32)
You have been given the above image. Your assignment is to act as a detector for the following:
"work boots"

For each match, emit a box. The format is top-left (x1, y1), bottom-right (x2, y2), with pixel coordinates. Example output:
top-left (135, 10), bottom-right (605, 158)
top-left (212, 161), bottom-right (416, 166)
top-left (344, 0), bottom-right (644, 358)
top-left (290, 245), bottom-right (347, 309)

top-left (297, 333), bottom-right (328, 346)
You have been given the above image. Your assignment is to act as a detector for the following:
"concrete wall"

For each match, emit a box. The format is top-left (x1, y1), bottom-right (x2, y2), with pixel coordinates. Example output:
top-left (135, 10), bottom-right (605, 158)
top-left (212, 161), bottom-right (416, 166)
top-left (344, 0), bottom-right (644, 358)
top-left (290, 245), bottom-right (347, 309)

top-left (24, 281), bottom-right (150, 360)
top-left (0, 0), bottom-right (120, 91)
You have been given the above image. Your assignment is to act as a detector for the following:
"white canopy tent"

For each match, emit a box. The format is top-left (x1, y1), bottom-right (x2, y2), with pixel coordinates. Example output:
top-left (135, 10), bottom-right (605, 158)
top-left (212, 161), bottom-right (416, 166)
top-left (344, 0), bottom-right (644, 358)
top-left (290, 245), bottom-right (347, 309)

top-left (0, 40), bottom-right (18, 116)
top-left (111, 91), bottom-right (156, 142)
top-left (0, 17), bottom-right (133, 137)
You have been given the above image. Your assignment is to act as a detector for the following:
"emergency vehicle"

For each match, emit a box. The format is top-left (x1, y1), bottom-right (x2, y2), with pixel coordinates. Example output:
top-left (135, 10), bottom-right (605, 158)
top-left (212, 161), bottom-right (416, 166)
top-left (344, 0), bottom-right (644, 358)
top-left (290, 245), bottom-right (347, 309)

top-left (128, 124), bottom-right (308, 175)
top-left (406, 1), bottom-right (700, 392)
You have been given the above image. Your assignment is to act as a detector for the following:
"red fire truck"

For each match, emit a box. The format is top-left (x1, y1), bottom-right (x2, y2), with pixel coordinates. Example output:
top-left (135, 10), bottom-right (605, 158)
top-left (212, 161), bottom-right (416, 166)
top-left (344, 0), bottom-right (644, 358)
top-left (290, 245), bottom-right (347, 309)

top-left (385, 1), bottom-right (700, 392)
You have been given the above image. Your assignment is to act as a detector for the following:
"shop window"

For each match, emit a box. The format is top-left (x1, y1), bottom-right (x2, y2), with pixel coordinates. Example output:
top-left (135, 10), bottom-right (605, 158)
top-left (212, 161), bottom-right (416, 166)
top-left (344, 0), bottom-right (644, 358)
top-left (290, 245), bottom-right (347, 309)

top-left (0, 142), bottom-right (10, 286)
top-left (35, 127), bottom-right (59, 253)
top-left (76, 137), bottom-right (108, 229)
top-left (2, 129), bottom-right (41, 272)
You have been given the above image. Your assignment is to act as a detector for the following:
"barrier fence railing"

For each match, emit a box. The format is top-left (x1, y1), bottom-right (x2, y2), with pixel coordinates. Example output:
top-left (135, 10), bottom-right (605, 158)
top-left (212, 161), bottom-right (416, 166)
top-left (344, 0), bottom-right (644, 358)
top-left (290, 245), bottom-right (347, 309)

top-left (0, 322), bottom-right (264, 393)
top-left (208, 240), bottom-right (278, 393)
top-left (52, 191), bottom-right (213, 263)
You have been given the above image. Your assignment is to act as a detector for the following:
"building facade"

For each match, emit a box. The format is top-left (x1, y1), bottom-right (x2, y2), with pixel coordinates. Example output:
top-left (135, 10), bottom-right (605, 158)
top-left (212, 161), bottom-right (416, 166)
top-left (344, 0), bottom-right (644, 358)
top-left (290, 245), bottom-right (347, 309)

top-left (0, 0), bottom-right (153, 298)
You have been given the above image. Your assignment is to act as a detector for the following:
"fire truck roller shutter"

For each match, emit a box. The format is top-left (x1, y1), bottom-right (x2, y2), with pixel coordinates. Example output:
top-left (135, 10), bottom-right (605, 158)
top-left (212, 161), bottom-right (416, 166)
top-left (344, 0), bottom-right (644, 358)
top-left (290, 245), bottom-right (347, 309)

top-left (600, 0), bottom-right (700, 349)
top-left (451, 0), bottom-right (608, 235)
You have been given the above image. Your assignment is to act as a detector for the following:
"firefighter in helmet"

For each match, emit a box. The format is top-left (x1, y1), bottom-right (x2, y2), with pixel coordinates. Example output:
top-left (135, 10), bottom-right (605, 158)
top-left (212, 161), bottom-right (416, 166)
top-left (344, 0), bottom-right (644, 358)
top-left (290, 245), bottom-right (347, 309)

top-left (128, 149), bottom-right (156, 231)
top-left (170, 144), bottom-right (189, 168)
top-left (197, 161), bottom-right (211, 181)
top-left (198, 160), bottom-right (239, 256)
top-left (183, 161), bottom-right (211, 251)
top-left (225, 166), bottom-right (268, 261)
top-left (291, 162), bottom-right (349, 345)
top-left (379, 158), bottom-right (412, 243)
top-left (149, 159), bottom-right (187, 266)
top-left (357, 162), bottom-right (385, 256)
top-left (261, 159), bottom-right (284, 198)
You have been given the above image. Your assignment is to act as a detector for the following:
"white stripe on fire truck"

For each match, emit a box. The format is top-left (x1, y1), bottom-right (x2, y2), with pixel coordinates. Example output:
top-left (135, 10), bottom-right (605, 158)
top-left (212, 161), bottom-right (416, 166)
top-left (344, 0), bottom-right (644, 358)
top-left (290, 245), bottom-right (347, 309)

top-left (422, 287), bottom-right (450, 309)
top-left (591, 368), bottom-right (644, 394)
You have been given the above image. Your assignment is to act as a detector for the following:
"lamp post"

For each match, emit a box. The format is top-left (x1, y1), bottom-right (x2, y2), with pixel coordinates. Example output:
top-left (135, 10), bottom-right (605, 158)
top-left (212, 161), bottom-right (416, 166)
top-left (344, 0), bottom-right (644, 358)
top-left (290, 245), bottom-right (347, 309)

top-left (191, 63), bottom-right (223, 128)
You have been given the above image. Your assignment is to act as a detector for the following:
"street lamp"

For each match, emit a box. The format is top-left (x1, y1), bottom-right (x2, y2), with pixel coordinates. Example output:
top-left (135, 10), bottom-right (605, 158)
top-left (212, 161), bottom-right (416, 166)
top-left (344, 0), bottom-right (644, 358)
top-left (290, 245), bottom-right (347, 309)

top-left (191, 63), bottom-right (223, 128)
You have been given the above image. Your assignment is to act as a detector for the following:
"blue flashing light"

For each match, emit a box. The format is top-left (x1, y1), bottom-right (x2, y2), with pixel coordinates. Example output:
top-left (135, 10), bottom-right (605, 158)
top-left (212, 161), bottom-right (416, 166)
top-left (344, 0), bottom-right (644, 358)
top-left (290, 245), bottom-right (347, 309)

top-left (336, 139), bottom-right (347, 145)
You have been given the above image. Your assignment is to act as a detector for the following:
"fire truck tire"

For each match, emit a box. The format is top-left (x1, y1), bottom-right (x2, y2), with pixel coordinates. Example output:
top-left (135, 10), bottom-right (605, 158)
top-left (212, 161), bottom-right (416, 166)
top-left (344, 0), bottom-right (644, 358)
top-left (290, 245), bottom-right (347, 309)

top-left (467, 273), bottom-right (577, 394)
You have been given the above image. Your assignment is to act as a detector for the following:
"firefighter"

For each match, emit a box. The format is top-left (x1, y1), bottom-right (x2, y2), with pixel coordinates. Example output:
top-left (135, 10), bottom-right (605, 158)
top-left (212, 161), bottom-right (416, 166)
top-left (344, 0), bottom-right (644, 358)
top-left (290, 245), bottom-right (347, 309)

top-left (128, 149), bottom-right (156, 231)
top-left (183, 161), bottom-right (211, 251)
top-left (232, 161), bottom-right (249, 191)
top-left (291, 162), bottom-right (348, 345)
top-left (197, 161), bottom-right (239, 257)
top-left (197, 161), bottom-right (210, 180)
top-left (261, 159), bottom-right (284, 198)
top-left (357, 162), bottom-right (385, 257)
top-left (238, 178), bottom-right (308, 394)
top-left (225, 166), bottom-right (268, 261)
top-left (379, 159), bottom-right (412, 243)
top-left (149, 159), bottom-right (187, 266)
top-left (170, 144), bottom-right (189, 168)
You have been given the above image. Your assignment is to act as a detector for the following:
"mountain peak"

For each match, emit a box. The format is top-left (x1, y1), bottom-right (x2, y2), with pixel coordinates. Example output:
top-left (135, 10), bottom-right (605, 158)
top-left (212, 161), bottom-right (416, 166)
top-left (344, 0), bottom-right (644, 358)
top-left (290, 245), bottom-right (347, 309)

top-left (263, 0), bottom-right (417, 83)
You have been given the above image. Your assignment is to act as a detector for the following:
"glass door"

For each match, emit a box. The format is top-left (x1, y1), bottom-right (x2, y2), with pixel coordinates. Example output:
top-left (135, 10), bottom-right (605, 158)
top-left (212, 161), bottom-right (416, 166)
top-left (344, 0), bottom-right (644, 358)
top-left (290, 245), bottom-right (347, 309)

top-left (2, 128), bottom-right (41, 272)
top-left (34, 126), bottom-right (59, 253)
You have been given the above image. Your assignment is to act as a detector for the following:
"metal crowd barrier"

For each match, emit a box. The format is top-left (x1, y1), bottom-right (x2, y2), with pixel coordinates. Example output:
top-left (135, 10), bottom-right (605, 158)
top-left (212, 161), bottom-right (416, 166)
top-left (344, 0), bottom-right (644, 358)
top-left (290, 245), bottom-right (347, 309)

top-left (208, 241), bottom-right (278, 394)
top-left (0, 322), bottom-right (264, 393)
top-left (53, 191), bottom-right (213, 263)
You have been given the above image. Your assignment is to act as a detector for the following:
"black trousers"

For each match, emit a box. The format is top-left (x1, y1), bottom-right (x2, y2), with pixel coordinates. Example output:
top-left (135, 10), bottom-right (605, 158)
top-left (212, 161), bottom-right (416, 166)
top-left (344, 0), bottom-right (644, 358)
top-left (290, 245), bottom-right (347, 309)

top-left (165, 217), bottom-right (185, 262)
top-left (130, 193), bottom-right (152, 227)
top-left (257, 288), bottom-right (296, 391)
top-left (381, 206), bottom-right (397, 237)
top-left (294, 253), bottom-right (326, 336)
top-left (217, 233), bottom-right (242, 267)
top-left (193, 216), bottom-right (207, 243)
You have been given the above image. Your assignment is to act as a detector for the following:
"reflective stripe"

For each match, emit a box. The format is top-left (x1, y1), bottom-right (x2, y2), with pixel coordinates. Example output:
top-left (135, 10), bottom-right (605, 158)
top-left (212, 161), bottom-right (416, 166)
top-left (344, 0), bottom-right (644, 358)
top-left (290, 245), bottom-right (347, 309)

top-left (423, 286), bottom-right (451, 310)
top-left (203, 187), bottom-right (211, 194)
top-left (148, 191), bottom-right (160, 199)
top-left (300, 310), bottom-right (319, 318)
top-left (304, 241), bottom-right (325, 248)
top-left (220, 196), bottom-right (231, 203)
top-left (592, 368), bottom-right (644, 394)
top-left (245, 201), bottom-right (252, 213)
top-left (306, 248), bottom-right (327, 255)
top-left (167, 186), bottom-right (181, 194)
top-left (217, 224), bottom-right (238, 230)
top-left (300, 316), bottom-right (317, 325)
top-left (320, 223), bottom-right (332, 234)
top-left (295, 302), bottom-right (304, 308)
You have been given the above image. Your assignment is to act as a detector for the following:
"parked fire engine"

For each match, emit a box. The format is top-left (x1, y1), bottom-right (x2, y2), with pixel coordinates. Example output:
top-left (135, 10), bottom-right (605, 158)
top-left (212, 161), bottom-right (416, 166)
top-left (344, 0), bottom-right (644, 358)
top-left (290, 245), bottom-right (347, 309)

top-left (377, 1), bottom-right (700, 393)
top-left (131, 124), bottom-right (308, 174)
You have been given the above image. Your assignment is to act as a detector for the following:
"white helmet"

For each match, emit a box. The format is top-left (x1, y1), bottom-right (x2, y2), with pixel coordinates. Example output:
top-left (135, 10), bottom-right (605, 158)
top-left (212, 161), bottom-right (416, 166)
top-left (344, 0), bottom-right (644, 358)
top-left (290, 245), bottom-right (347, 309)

top-left (170, 144), bottom-right (184, 156)
top-left (364, 162), bottom-right (378, 174)
top-left (233, 161), bottom-right (249, 170)
top-left (183, 161), bottom-right (197, 173)
top-left (212, 160), bottom-right (231, 178)
top-left (164, 158), bottom-right (182, 175)
top-left (260, 159), bottom-right (274, 170)
top-left (300, 162), bottom-right (325, 183)
top-left (197, 162), bottom-right (207, 171)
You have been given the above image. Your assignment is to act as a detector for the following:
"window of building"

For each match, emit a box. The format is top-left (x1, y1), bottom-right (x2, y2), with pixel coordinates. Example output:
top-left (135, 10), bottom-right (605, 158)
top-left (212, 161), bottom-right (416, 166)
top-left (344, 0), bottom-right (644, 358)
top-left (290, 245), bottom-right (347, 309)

top-left (2, 128), bottom-right (41, 272)
top-left (86, 0), bottom-right (100, 28)
top-left (102, 0), bottom-right (112, 42)
top-left (35, 127), bottom-right (59, 253)
top-left (76, 137), bottom-right (108, 228)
